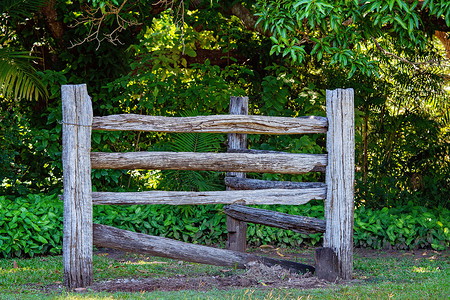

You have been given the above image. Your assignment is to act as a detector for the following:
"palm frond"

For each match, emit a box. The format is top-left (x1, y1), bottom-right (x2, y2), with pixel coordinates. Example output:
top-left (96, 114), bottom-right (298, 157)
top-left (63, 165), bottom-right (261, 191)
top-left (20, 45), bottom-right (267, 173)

top-left (0, 49), bottom-right (48, 101)
top-left (0, 0), bottom-right (46, 18)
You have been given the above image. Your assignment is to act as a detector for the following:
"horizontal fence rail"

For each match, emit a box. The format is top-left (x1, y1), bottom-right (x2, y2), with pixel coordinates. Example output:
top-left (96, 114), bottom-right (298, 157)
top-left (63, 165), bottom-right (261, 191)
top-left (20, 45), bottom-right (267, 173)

top-left (92, 114), bottom-right (328, 134)
top-left (91, 188), bottom-right (327, 205)
top-left (93, 223), bottom-right (314, 274)
top-left (223, 204), bottom-right (326, 234)
top-left (224, 177), bottom-right (326, 190)
top-left (90, 152), bottom-right (327, 174)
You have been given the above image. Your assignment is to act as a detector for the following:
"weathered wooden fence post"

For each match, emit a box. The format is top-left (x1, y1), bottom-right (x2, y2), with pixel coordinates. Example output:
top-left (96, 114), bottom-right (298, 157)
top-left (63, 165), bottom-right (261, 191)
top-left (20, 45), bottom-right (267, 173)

top-left (62, 84), bottom-right (93, 289)
top-left (226, 96), bottom-right (248, 252)
top-left (320, 88), bottom-right (355, 280)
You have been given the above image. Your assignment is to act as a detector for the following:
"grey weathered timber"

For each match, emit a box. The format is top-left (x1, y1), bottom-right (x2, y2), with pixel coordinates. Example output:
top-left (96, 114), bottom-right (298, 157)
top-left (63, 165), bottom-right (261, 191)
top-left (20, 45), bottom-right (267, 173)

top-left (93, 223), bottom-right (315, 274)
top-left (224, 205), bottom-right (326, 234)
top-left (62, 84), bottom-right (93, 289)
top-left (226, 96), bottom-right (248, 252)
top-left (227, 150), bottom-right (327, 173)
top-left (227, 96), bottom-right (249, 179)
top-left (324, 88), bottom-right (355, 280)
top-left (315, 247), bottom-right (339, 282)
top-left (92, 114), bottom-right (328, 134)
top-left (91, 188), bottom-right (326, 205)
top-left (225, 177), bottom-right (326, 190)
top-left (91, 151), bottom-right (327, 174)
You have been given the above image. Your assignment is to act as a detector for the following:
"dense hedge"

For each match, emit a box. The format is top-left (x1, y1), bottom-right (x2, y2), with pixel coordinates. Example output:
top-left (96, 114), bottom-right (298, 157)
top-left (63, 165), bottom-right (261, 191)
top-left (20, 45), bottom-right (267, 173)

top-left (0, 194), bottom-right (448, 258)
top-left (0, 194), bottom-right (63, 258)
top-left (354, 205), bottom-right (450, 250)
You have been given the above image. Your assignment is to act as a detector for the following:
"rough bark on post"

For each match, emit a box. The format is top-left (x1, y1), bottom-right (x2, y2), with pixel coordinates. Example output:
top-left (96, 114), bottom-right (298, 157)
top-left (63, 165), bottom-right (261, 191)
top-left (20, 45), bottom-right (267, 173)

top-left (226, 96), bottom-right (248, 252)
top-left (62, 84), bottom-right (93, 289)
top-left (323, 88), bottom-right (355, 280)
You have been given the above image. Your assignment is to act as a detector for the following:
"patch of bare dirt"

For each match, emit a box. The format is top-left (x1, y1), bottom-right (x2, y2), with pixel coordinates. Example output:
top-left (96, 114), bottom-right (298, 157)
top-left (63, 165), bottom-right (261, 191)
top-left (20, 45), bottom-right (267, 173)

top-left (83, 261), bottom-right (329, 293)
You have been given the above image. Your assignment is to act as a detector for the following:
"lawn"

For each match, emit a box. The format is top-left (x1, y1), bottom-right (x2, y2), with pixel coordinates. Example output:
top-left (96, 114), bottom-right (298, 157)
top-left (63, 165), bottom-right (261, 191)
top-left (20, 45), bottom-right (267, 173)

top-left (0, 247), bottom-right (448, 299)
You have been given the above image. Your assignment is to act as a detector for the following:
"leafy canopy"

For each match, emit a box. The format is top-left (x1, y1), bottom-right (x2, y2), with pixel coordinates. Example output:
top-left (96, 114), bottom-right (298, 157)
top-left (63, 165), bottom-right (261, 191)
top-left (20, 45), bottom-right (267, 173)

top-left (255, 0), bottom-right (449, 76)
top-left (80, 0), bottom-right (449, 77)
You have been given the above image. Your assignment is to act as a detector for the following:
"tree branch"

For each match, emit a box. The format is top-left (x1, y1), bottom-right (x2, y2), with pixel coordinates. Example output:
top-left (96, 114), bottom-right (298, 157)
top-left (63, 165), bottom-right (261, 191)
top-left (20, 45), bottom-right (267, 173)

top-left (68, 0), bottom-right (141, 50)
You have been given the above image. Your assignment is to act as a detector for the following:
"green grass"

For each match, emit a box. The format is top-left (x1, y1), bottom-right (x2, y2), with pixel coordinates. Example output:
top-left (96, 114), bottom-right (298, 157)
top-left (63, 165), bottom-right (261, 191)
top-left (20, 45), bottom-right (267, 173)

top-left (0, 249), bottom-right (449, 299)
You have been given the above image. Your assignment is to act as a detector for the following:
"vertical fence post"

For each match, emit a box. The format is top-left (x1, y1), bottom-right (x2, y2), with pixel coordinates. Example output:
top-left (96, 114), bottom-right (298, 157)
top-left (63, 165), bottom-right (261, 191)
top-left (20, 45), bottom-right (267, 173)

top-left (322, 88), bottom-right (355, 280)
top-left (226, 96), bottom-right (249, 252)
top-left (62, 84), bottom-right (93, 289)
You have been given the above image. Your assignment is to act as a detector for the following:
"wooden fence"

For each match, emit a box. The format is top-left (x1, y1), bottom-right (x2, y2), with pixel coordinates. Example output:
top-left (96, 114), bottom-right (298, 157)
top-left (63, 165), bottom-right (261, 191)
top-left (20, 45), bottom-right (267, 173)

top-left (61, 84), bottom-right (354, 288)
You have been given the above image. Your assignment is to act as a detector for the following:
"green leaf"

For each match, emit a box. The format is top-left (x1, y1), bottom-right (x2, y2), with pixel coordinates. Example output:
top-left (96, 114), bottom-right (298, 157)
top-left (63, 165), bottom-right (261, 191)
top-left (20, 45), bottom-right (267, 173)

top-left (0, 0), bottom-right (46, 19)
top-left (92, 134), bottom-right (101, 144)
top-left (389, 0), bottom-right (395, 11)
top-left (394, 15), bottom-right (408, 30)
top-left (184, 47), bottom-right (197, 57)
top-left (317, 50), bottom-right (323, 61)
top-left (396, 0), bottom-right (410, 12)
top-left (270, 36), bottom-right (279, 44)
top-left (35, 235), bottom-right (48, 244)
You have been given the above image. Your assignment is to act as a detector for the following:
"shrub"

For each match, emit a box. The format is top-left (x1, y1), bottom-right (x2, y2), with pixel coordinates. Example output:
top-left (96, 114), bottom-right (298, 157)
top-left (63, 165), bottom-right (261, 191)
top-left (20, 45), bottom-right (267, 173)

top-left (1, 194), bottom-right (449, 258)
top-left (0, 194), bottom-right (63, 258)
top-left (354, 204), bottom-right (450, 251)
top-left (94, 204), bottom-right (227, 246)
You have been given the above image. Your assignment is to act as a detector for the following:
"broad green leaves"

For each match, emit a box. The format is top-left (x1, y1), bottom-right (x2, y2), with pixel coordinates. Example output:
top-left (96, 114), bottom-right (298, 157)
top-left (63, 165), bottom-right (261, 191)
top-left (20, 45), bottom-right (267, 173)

top-left (1, 193), bottom-right (449, 258)
top-left (354, 204), bottom-right (450, 250)
top-left (0, 194), bottom-right (62, 258)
